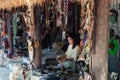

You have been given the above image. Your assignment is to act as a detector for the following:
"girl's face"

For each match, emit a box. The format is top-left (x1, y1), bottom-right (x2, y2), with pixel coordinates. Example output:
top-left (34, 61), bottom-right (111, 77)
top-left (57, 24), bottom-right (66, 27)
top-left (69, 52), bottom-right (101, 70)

top-left (80, 39), bottom-right (84, 48)
top-left (68, 37), bottom-right (74, 45)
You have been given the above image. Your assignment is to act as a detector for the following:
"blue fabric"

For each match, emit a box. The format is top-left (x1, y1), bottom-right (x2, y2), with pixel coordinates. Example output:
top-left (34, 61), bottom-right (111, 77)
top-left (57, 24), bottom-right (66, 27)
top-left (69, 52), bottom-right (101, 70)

top-left (25, 33), bottom-right (29, 37)
top-left (84, 33), bottom-right (87, 44)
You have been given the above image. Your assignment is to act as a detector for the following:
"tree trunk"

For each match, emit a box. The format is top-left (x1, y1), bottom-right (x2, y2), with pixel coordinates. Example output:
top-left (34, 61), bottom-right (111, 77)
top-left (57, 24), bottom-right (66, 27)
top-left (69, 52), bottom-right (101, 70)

top-left (91, 0), bottom-right (109, 80)
top-left (33, 4), bottom-right (42, 68)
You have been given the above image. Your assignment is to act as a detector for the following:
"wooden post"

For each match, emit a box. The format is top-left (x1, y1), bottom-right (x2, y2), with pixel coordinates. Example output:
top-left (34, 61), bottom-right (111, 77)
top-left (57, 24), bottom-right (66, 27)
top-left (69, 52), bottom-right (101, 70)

top-left (91, 0), bottom-right (109, 80)
top-left (25, 0), bottom-right (42, 68)
top-left (7, 14), bottom-right (13, 55)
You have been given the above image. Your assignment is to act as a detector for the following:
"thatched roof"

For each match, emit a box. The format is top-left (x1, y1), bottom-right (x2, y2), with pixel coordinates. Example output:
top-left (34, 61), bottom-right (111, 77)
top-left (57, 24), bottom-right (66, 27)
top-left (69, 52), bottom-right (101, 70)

top-left (0, 0), bottom-right (44, 9)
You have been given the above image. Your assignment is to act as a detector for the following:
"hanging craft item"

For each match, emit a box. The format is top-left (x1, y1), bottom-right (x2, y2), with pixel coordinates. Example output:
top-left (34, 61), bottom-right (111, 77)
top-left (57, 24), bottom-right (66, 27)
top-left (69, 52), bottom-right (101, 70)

top-left (26, 0), bottom-right (34, 38)
top-left (1, 26), bottom-right (6, 37)
top-left (81, 0), bottom-right (94, 53)
top-left (3, 38), bottom-right (9, 49)
top-left (12, 13), bottom-right (18, 45)
top-left (109, 9), bottom-right (118, 24)
top-left (56, 0), bottom-right (62, 27)
top-left (62, 0), bottom-right (68, 29)
top-left (78, 0), bottom-right (94, 78)
top-left (67, 1), bottom-right (81, 33)
top-left (108, 37), bottom-right (119, 55)
top-left (1, 21), bottom-right (6, 37)
top-left (27, 37), bottom-right (34, 62)
top-left (78, 0), bottom-right (94, 54)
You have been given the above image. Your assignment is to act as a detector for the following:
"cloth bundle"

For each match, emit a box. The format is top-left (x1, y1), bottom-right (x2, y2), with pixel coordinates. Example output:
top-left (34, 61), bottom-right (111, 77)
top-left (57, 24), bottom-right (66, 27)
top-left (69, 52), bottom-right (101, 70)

top-left (9, 64), bottom-right (24, 80)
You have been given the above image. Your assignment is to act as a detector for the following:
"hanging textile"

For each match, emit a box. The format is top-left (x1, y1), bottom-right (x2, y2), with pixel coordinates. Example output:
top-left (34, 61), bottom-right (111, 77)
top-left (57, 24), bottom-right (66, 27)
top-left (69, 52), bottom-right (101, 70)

top-left (12, 13), bottom-right (18, 45)
top-left (78, 0), bottom-right (95, 78)
top-left (62, 0), bottom-right (68, 29)
top-left (1, 19), bottom-right (7, 38)
top-left (3, 38), bottom-right (9, 49)
top-left (68, 1), bottom-right (81, 34)
top-left (1, 21), bottom-right (6, 37)
top-left (27, 38), bottom-right (34, 62)
top-left (56, 0), bottom-right (62, 27)
top-left (16, 29), bottom-right (23, 38)
top-left (109, 9), bottom-right (118, 24)
top-left (78, 0), bottom-right (94, 53)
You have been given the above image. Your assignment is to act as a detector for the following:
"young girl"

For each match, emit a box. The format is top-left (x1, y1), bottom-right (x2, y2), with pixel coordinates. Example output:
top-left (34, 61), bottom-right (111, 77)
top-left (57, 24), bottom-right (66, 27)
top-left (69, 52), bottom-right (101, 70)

top-left (56, 33), bottom-right (80, 70)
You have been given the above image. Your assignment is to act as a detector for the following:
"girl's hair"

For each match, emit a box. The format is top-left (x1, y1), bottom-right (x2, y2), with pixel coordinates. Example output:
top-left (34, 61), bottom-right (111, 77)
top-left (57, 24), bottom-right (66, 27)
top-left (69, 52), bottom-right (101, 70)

top-left (68, 32), bottom-right (80, 49)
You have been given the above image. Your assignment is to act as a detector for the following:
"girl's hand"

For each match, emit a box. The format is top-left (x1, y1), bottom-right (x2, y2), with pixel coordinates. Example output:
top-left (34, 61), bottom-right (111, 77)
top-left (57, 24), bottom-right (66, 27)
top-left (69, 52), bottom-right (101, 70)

top-left (61, 57), bottom-right (66, 62)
